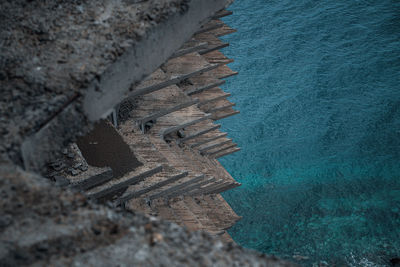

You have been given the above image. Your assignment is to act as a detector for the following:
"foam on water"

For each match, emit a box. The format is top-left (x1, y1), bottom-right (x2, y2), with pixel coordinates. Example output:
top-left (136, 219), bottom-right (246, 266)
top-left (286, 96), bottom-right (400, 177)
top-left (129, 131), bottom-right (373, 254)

top-left (218, 0), bottom-right (400, 265)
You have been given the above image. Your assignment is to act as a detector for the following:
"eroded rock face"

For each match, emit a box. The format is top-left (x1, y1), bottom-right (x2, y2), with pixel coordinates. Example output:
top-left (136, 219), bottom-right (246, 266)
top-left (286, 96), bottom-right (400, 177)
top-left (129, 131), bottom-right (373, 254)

top-left (0, 164), bottom-right (296, 266)
top-left (0, 0), bottom-right (230, 171)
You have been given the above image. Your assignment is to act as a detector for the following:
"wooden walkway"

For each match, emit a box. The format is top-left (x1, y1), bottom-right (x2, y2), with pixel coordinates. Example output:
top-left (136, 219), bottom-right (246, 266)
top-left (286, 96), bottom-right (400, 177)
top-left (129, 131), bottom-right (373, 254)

top-left (59, 9), bottom-right (241, 242)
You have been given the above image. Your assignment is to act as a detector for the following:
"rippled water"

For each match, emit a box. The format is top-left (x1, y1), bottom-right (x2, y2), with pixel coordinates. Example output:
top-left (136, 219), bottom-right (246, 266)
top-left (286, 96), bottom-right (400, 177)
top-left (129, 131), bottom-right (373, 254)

top-left (218, 0), bottom-right (400, 265)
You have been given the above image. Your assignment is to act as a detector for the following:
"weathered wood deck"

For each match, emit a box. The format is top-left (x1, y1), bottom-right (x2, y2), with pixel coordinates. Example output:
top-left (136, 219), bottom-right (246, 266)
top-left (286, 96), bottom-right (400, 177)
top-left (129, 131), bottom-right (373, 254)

top-left (56, 10), bottom-right (241, 242)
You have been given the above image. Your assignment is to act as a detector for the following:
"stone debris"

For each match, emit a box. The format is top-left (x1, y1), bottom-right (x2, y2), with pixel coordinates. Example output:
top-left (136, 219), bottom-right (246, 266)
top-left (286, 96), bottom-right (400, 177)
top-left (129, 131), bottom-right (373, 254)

top-left (0, 164), bottom-right (297, 267)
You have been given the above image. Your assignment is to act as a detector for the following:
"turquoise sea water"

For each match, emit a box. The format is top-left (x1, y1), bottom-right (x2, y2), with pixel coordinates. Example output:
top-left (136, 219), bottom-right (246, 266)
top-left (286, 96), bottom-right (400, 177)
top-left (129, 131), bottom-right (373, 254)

top-left (218, 0), bottom-right (400, 265)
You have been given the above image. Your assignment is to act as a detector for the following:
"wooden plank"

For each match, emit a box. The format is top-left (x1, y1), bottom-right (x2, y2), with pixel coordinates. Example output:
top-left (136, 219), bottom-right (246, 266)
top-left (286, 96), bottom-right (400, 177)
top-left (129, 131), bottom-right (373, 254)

top-left (208, 64), bottom-right (238, 79)
top-left (182, 177), bottom-right (216, 195)
top-left (117, 171), bottom-right (189, 204)
top-left (198, 42), bottom-right (229, 55)
top-left (170, 41), bottom-right (208, 59)
top-left (162, 52), bottom-right (217, 78)
top-left (89, 165), bottom-right (163, 200)
top-left (71, 169), bottom-right (113, 191)
top-left (177, 124), bottom-right (221, 143)
top-left (207, 182), bottom-right (241, 194)
top-left (195, 20), bottom-right (224, 34)
top-left (199, 139), bottom-right (232, 154)
top-left (203, 182), bottom-right (231, 194)
top-left (189, 180), bottom-right (224, 195)
top-left (149, 175), bottom-right (205, 200)
top-left (212, 9), bottom-right (233, 19)
top-left (129, 64), bottom-right (219, 99)
top-left (202, 50), bottom-right (234, 65)
top-left (187, 80), bottom-right (226, 96)
top-left (205, 143), bottom-right (237, 157)
top-left (138, 99), bottom-right (199, 129)
top-left (161, 113), bottom-right (211, 137)
top-left (212, 108), bottom-right (240, 121)
top-left (209, 24), bottom-right (237, 37)
top-left (167, 177), bottom-right (216, 199)
top-left (214, 147), bottom-right (241, 159)
top-left (190, 132), bottom-right (228, 148)
top-left (205, 101), bottom-right (235, 114)
top-left (207, 103), bottom-right (236, 114)
top-left (194, 32), bottom-right (229, 55)
top-left (197, 90), bottom-right (231, 106)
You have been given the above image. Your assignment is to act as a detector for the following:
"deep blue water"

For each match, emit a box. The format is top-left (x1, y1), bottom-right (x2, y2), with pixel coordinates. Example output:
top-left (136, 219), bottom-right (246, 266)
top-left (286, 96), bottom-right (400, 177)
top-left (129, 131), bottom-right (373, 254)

top-left (218, 0), bottom-right (400, 265)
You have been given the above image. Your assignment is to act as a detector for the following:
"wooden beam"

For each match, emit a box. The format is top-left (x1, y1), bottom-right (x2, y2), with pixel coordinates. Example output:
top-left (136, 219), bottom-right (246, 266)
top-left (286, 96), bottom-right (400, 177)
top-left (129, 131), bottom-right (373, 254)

top-left (177, 124), bottom-right (221, 143)
top-left (71, 169), bottom-right (113, 191)
top-left (205, 144), bottom-right (237, 157)
top-left (117, 171), bottom-right (189, 204)
top-left (161, 114), bottom-right (211, 137)
top-left (202, 181), bottom-right (231, 194)
top-left (129, 64), bottom-right (220, 99)
top-left (207, 182), bottom-right (241, 194)
top-left (138, 99), bottom-right (199, 131)
top-left (198, 42), bottom-right (229, 55)
top-left (89, 165), bottom-right (163, 200)
top-left (195, 21), bottom-right (224, 35)
top-left (198, 92), bottom-right (231, 106)
top-left (186, 80), bottom-right (225, 96)
top-left (214, 147), bottom-right (241, 159)
top-left (212, 110), bottom-right (240, 121)
top-left (212, 10), bottom-right (233, 19)
top-left (189, 179), bottom-right (224, 195)
top-left (181, 177), bottom-right (216, 195)
top-left (168, 177), bottom-right (216, 198)
top-left (149, 175), bottom-right (205, 200)
top-left (206, 103), bottom-right (236, 114)
top-left (199, 139), bottom-right (232, 154)
top-left (190, 132), bottom-right (228, 148)
top-left (170, 42), bottom-right (208, 59)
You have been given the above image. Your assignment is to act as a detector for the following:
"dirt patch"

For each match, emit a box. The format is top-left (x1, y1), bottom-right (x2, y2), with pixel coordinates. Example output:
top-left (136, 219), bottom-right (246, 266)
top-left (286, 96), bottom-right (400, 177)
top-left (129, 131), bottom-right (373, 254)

top-left (77, 120), bottom-right (142, 178)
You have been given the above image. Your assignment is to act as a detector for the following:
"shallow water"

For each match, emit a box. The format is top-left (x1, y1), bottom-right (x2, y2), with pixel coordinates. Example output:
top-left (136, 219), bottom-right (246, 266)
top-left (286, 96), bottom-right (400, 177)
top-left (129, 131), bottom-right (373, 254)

top-left (218, 0), bottom-right (400, 265)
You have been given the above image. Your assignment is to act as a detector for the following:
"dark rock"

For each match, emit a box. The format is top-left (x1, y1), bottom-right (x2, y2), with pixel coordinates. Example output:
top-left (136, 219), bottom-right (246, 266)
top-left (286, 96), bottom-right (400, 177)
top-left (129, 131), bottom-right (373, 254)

top-left (0, 214), bottom-right (12, 228)
top-left (68, 168), bottom-right (79, 176)
top-left (177, 129), bottom-right (185, 138)
top-left (0, 164), bottom-right (297, 267)
top-left (54, 175), bottom-right (70, 187)
top-left (73, 162), bottom-right (82, 169)
top-left (79, 164), bottom-right (88, 171)
top-left (391, 258), bottom-right (400, 266)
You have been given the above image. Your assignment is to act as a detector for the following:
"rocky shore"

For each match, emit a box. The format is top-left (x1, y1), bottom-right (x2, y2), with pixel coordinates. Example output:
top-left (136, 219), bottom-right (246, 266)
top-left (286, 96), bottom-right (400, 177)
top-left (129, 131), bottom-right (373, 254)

top-left (0, 1), bottom-right (297, 266)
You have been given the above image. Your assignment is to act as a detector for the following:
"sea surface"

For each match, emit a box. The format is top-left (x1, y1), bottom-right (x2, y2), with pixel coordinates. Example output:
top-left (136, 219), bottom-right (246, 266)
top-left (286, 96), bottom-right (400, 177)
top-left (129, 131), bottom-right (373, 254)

top-left (218, 0), bottom-right (400, 266)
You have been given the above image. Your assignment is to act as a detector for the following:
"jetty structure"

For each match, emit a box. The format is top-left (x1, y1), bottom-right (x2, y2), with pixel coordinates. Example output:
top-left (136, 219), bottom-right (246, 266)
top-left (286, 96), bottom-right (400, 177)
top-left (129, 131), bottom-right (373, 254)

top-left (54, 5), bottom-right (241, 242)
top-left (0, 1), bottom-right (297, 266)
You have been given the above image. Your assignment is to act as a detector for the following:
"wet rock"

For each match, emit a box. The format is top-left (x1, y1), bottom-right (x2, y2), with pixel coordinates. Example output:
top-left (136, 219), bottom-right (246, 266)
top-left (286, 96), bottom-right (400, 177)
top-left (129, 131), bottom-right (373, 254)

top-left (293, 255), bottom-right (309, 261)
top-left (68, 168), bottom-right (79, 176)
top-left (0, 214), bottom-right (12, 228)
top-left (319, 260), bottom-right (328, 266)
top-left (0, 164), bottom-right (297, 267)
top-left (54, 175), bottom-right (70, 187)
top-left (391, 258), bottom-right (400, 266)
top-left (177, 129), bottom-right (185, 138)
top-left (73, 162), bottom-right (82, 169)
top-left (79, 164), bottom-right (88, 171)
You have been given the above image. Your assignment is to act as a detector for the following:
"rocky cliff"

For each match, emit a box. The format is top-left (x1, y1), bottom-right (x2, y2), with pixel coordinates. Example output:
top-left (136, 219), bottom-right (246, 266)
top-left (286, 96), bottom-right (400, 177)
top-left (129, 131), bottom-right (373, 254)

top-left (0, 1), bottom-right (296, 266)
